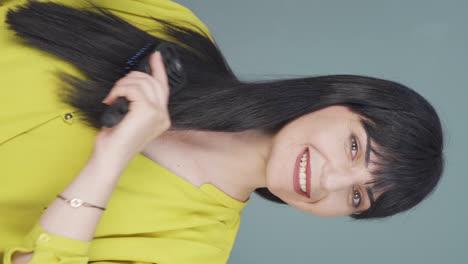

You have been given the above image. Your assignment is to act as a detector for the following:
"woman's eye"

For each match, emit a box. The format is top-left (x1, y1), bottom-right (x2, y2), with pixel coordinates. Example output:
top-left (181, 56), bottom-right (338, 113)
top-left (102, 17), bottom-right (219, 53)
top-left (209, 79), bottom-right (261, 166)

top-left (352, 187), bottom-right (362, 208)
top-left (351, 136), bottom-right (359, 159)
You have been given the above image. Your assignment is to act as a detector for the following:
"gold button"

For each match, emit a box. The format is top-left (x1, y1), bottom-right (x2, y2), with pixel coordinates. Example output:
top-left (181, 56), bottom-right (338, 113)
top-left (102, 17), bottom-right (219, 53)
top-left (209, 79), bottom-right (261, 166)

top-left (38, 233), bottom-right (51, 242)
top-left (64, 113), bottom-right (73, 120)
top-left (62, 112), bottom-right (75, 125)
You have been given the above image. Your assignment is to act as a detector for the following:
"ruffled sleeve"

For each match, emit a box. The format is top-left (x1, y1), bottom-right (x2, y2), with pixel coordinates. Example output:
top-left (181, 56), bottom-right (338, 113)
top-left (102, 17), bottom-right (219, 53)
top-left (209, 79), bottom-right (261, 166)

top-left (3, 223), bottom-right (91, 264)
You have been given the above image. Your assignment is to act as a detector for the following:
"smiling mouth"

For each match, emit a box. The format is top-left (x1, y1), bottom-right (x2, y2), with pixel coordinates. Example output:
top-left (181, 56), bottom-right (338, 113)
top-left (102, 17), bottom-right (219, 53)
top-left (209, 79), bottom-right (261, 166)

top-left (293, 147), bottom-right (310, 198)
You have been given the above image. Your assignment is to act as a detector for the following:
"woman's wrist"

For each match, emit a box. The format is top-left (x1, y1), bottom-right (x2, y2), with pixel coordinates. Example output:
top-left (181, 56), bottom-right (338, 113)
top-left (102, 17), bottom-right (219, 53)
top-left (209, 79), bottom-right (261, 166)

top-left (38, 151), bottom-right (125, 242)
top-left (92, 143), bottom-right (136, 173)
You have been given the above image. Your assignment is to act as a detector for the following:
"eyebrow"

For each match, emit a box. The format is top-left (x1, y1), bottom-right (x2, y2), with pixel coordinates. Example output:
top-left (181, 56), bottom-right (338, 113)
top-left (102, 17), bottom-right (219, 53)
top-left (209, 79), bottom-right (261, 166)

top-left (360, 119), bottom-right (376, 210)
top-left (365, 186), bottom-right (375, 211)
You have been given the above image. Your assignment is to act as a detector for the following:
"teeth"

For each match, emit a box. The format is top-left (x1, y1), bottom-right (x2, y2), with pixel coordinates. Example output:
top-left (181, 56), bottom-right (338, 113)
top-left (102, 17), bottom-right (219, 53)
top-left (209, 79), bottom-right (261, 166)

top-left (298, 152), bottom-right (308, 193)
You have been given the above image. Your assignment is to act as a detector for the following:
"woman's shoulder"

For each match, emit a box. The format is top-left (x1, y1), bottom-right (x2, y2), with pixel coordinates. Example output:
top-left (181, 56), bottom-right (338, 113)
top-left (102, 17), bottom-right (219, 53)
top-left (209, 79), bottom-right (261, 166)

top-left (2, 0), bottom-right (213, 40)
top-left (90, 0), bottom-right (213, 40)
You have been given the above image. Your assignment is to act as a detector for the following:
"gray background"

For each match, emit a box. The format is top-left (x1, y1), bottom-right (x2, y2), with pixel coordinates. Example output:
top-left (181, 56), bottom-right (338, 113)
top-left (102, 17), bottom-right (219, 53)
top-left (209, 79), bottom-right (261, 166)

top-left (173, 1), bottom-right (467, 263)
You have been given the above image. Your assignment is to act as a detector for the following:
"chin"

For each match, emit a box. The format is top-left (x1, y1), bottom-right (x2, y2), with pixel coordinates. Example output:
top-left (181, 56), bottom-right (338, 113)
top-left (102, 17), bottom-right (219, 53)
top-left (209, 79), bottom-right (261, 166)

top-left (266, 171), bottom-right (291, 198)
top-left (265, 180), bottom-right (284, 199)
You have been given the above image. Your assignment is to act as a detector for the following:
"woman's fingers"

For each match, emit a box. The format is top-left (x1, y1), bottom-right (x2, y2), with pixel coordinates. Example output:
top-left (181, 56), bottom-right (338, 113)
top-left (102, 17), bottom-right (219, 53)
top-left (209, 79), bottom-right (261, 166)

top-left (149, 51), bottom-right (170, 103)
top-left (103, 72), bottom-right (158, 105)
top-left (106, 77), bottom-right (157, 104)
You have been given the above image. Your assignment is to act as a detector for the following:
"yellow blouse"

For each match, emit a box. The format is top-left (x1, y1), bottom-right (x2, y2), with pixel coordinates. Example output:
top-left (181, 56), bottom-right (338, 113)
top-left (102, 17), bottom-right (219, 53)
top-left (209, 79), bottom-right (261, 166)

top-left (0, 0), bottom-right (248, 263)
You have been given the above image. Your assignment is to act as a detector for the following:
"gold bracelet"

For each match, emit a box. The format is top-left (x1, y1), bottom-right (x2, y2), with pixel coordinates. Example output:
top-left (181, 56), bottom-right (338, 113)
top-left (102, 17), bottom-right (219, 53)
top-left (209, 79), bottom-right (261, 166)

top-left (56, 194), bottom-right (106, 211)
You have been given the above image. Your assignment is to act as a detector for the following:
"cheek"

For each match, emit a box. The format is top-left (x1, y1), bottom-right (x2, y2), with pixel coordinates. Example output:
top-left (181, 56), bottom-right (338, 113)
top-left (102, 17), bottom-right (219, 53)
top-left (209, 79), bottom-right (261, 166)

top-left (265, 139), bottom-right (295, 198)
top-left (265, 158), bottom-right (289, 198)
top-left (291, 194), bottom-right (353, 217)
top-left (309, 120), bottom-right (343, 143)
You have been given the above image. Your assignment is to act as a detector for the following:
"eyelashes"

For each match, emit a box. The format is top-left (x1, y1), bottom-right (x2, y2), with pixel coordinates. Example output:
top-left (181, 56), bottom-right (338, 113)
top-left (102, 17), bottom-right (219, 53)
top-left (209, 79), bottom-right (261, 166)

top-left (352, 186), bottom-right (362, 208)
top-left (351, 135), bottom-right (359, 159)
top-left (351, 135), bottom-right (362, 208)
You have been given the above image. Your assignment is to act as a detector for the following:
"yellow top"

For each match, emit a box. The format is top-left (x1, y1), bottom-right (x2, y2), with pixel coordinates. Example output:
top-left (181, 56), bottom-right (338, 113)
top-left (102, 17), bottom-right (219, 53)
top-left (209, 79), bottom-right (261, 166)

top-left (0, 0), bottom-right (248, 263)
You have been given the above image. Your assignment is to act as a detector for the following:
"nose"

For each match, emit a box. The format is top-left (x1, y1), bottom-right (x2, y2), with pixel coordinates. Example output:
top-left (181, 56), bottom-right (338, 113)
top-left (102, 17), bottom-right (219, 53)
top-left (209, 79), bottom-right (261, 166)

top-left (320, 163), bottom-right (362, 193)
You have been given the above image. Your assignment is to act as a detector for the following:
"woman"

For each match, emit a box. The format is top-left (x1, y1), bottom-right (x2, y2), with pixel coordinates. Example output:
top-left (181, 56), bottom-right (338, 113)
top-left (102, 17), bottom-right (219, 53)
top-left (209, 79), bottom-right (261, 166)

top-left (0, 0), bottom-right (444, 263)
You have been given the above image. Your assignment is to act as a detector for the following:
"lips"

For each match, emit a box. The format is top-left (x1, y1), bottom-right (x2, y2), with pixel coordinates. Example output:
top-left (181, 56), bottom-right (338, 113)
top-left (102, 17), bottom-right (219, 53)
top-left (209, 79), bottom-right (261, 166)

top-left (293, 147), bottom-right (311, 198)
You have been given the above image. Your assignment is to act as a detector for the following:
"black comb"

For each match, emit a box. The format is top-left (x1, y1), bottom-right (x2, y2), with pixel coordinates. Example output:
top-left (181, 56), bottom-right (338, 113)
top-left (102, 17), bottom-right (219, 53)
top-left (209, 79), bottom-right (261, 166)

top-left (100, 42), bottom-right (186, 128)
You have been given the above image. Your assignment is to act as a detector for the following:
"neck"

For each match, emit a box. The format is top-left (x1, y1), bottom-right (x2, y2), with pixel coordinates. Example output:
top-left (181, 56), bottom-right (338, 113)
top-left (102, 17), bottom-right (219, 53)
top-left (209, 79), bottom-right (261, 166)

top-left (144, 129), bottom-right (273, 202)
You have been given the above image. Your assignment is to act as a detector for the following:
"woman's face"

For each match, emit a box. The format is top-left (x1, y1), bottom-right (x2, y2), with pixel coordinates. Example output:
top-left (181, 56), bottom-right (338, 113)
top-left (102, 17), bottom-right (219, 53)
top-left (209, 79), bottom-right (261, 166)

top-left (266, 105), bottom-right (380, 217)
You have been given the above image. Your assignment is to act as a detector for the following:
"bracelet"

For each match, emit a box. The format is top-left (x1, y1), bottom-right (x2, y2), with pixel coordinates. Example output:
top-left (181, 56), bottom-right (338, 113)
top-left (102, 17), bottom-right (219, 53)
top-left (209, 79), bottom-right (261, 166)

top-left (56, 194), bottom-right (106, 211)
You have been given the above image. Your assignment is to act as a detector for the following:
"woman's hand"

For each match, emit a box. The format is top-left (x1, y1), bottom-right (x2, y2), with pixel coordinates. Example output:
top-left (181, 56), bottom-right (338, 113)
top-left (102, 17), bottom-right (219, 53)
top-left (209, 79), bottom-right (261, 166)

top-left (94, 51), bottom-right (171, 164)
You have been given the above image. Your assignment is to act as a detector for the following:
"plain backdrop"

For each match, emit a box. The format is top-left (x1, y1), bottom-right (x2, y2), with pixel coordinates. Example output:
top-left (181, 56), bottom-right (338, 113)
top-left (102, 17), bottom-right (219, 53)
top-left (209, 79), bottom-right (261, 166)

top-left (173, 1), bottom-right (467, 263)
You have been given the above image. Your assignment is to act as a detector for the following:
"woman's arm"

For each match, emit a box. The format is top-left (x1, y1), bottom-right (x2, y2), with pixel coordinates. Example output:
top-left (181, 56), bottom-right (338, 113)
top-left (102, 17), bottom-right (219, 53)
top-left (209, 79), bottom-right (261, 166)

top-left (11, 151), bottom-right (128, 264)
top-left (9, 52), bottom-right (170, 264)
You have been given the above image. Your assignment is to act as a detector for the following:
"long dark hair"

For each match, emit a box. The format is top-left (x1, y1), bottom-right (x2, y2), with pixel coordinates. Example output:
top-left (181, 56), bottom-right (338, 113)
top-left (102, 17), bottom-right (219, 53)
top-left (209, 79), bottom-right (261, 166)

top-left (6, 0), bottom-right (445, 219)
